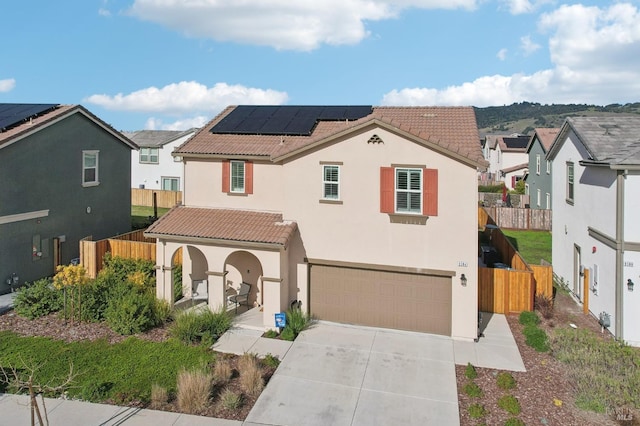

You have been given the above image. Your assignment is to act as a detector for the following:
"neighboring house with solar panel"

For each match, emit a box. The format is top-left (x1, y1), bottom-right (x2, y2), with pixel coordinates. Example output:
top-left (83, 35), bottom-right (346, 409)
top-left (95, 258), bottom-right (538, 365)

top-left (0, 104), bottom-right (137, 294)
top-left (145, 105), bottom-right (487, 341)
top-left (524, 128), bottom-right (559, 210)
top-left (548, 115), bottom-right (640, 347)
top-left (125, 129), bottom-right (197, 192)
top-left (482, 133), bottom-right (530, 189)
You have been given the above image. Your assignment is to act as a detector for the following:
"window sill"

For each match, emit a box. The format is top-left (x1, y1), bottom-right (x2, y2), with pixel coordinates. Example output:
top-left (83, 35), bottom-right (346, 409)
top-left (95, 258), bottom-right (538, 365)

top-left (82, 182), bottom-right (100, 188)
top-left (319, 199), bottom-right (342, 205)
top-left (226, 192), bottom-right (248, 196)
top-left (388, 213), bottom-right (428, 225)
top-left (566, 199), bottom-right (574, 206)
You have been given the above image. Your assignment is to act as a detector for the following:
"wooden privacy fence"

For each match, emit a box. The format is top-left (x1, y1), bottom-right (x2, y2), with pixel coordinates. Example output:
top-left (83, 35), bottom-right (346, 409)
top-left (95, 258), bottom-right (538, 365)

top-left (478, 207), bottom-right (553, 313)
top-left (482, 206), bottom-right (552, 231)
top-left (131, 188), bottom-right (182, 208)
top-left (80, 229), bottom-right (180, 278)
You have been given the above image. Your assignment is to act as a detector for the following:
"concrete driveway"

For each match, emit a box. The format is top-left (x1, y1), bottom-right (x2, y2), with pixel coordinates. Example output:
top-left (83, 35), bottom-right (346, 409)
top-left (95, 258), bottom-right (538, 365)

top-left (245, 323), bottom-right (459, 426)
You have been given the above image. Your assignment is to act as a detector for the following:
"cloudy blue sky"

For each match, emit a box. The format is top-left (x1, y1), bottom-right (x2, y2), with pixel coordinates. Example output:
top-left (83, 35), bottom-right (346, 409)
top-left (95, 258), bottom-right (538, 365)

top-left (2, 0), bottom-right (640, 131)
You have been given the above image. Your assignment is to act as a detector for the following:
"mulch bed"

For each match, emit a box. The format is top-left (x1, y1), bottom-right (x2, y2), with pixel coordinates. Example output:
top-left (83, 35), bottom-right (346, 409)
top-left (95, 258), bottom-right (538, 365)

top-left (457, 291), bottom-right (626, 426)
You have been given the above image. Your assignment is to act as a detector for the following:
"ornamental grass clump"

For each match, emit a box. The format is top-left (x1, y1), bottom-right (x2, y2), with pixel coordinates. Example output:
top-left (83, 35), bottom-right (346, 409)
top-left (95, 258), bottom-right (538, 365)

top-left (176, 367), bottom-right (212, 414)
top-left (238, 353), bottom-right (264, 396)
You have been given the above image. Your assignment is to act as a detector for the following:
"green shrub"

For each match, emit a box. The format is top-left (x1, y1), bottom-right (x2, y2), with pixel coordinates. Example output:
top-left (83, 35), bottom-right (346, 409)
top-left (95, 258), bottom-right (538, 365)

top-left (465, 362), bottom-right (478, 380)
top-left (262, 353), bottom-right (280, 368)
top-left (62, 278), bottom-right (111, 322)
top-left (468, 403), bottom-right (486, 418)
top-left (279, 327), bottom-right (296, 341)
top-left (496, 372), bottom-right (516, 390)
top-left (463, 381), bottom-right (483, 398)
top-left (504, 417), bottom-right (525, 426)
top-left (104, 283), bottom-right (156, 335)
top-left (523, 324), bottom-right (549, 352)
top-left (263, 329), bottom-right (278, 339)
top-left (170, 308), bottom-right (231, 345)
top-left (478, 184), bottom-right (505, 193)
top-left (153, 299), bottom-right (173, 325)
top-left (14, 279), bottom-right (63, 319)
top-left (219, 388), bottom-right (242, 410)
top-left (173, 264), bottom-right (183, 302)
top-left (498, 394), bottom-right (521, 415)
top-left (281, 307), bottom-right (311, 341)
top-left (519, 310), bottom-right (540, 326)
top-left (100, 253), bottom-right (156, 292)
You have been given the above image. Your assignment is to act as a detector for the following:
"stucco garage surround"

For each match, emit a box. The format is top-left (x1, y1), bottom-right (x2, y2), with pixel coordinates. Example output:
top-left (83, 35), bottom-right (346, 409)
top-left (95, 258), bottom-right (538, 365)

top-left (309, 262), bottom-right (453, 336)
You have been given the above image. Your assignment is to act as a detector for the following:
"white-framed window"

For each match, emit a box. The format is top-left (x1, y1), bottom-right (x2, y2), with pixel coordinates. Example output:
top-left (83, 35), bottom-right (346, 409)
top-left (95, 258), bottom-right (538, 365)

top-left (322, 165), bottom-right (340, 200)
top-left (396, 168), bottom-right (422, 214)
top-left (567, 162), bottom-right (574, 203)
top-left (546, 160), bottom-right (551, 174)
top-left (140, 147), bottom-right (159, 164)
top-left (536, 189), bottom-right (541, 207)
top-left (231, 160), bottom-right (245, 193)
top-left (536, 154), bottom-right (541, 175)
top-left (546, 192), bottom-right (551, 209)
top-left (82, 150), bottom-right (99, 186)
top-left (162, 177), bottom-right (179, 191)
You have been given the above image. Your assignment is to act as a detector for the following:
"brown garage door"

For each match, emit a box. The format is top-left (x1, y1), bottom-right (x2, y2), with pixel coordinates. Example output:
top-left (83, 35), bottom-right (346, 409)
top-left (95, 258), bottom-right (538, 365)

top-left (310, 264), bottom-right (452, 335)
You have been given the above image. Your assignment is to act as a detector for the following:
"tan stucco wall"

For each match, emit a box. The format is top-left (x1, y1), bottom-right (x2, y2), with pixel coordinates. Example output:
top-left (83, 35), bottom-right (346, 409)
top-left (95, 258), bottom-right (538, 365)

top-left (178, 126), bottom-right (479, 340)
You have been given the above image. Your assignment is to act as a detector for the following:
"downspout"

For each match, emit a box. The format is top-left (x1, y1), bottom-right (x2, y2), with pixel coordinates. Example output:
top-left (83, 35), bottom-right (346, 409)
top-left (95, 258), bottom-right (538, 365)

top-left (615, 170), bottom-right (625, 340)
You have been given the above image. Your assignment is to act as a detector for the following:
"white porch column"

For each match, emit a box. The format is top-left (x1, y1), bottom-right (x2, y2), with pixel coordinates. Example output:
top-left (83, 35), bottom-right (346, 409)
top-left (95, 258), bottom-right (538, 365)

top-left (207, 271), bottom-right (227, 311)
top-left (262, 277), bottom-right (285, 328)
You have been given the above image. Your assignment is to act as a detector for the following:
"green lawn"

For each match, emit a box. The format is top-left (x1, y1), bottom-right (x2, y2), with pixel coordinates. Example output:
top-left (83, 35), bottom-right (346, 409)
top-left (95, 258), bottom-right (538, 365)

top-left (0, 331), bottom-right (211, 403)
top-left (131, 205), bottom-right (171, 230)
top-left (501, 229), bottom-right (552, 265)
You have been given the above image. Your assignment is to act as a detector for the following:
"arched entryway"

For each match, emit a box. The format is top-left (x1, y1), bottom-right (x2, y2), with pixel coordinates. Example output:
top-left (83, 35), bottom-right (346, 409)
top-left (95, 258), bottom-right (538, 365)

top-left (225, 251), bottom-right (263, 308)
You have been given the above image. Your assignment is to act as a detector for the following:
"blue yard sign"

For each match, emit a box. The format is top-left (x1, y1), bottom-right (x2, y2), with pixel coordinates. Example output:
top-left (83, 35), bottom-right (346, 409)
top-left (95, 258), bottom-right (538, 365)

top-left (275, 312), bottom-right (287, 328)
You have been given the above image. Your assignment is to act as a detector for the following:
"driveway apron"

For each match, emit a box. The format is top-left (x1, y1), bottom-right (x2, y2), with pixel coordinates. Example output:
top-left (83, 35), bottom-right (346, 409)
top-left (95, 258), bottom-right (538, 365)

top-left (245, 323), bottom-right (459, 426)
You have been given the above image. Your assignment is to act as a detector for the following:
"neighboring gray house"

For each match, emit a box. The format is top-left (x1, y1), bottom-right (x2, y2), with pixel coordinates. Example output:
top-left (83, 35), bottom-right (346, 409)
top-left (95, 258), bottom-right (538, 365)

top-left (548, 115), bottom-right (640, 346)
top-left (524, 128), bottom-right (560, 209)
top-left (0, 104), bottom-right (137, 293)
top-left (125, 129), bottom-right (197, 192)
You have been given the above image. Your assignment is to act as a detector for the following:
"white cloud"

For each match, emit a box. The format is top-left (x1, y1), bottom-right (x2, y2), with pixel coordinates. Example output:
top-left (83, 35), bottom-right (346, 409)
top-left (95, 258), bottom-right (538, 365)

top-left (382, 3), bottom-right (640, 107)
top-left (0, 78), bottom-right (16, 92)
top-left (98, 8), bottom-right (111, 17)
top-left (520, 35), bottom-right (540, 55)
top-left (128, 0), bottom-right (478, 51)
top-left (145, 116), bottom-right (209, 130)
top-left (497, 48), bottom-right (508, 61)
top-left (85, 81), bottom-right (288, 114)
top-left (501, 0), bottom-right (534, 15)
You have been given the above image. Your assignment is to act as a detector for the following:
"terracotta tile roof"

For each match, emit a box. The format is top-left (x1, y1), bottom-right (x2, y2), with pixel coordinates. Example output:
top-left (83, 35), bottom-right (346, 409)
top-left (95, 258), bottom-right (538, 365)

top-left (175, 106), bottom-right (486, 167)
top-left (144, 206), bottom-right (298, 247)
top-left (501, 162), bottom-right (528, 173)
top-left (0, 104), bottom-right (137, 150)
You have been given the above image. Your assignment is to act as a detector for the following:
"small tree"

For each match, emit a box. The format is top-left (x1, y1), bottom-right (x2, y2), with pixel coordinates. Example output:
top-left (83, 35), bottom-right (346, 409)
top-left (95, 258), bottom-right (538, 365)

top-left (514, 180), bottom-right (526, 195)
top-left (53, 264), bottom-right (90, 323)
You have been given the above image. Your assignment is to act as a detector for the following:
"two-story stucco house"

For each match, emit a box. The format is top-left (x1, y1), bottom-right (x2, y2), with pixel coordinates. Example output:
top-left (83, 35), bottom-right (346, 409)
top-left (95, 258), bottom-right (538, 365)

top-left (548, 115), bottom-right (640, 346)
top-left (0, 104), bottom-right (137, 294)
top-left (524, 128), bottom-right (559, 210)
top-left (126, 129), bottom-right (197, 192)
top-left (145, 105), bottom-right (487, 341)
top-left (483, 134), bottom-right (529, 189)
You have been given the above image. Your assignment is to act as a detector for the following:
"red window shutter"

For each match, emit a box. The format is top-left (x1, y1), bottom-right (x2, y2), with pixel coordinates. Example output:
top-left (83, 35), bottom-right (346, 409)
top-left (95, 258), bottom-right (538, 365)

top-left (423, 168), bottom-right (438, 216)
top-left (245, 161), bottom-right (253, 194)
top-left (222, 160), bottom-right (230, 193)
top-left (380, 167), bottom-right (394, 213)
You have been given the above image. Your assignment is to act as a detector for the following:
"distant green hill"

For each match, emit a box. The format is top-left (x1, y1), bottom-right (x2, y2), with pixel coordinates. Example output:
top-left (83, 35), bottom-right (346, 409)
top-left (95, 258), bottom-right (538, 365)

top-left (474, 101), bottom-right (640, 135)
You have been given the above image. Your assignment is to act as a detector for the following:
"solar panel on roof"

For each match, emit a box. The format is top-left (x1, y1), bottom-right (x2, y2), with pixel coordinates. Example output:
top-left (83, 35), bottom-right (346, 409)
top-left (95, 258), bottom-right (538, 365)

top-left (211, 105), bottom-right (373, 136)
top-left (0, 103), bottom-right (58, 131)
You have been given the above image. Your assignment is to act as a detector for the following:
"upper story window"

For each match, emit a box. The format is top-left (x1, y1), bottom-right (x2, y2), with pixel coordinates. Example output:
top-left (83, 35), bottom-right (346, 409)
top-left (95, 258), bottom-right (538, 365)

top-left (140, 147), bottom-right (159, 164)
top-left (566, 162), bottom-right (574, 204)
top-left (380, 166), bottom-right (438, 217)
top-left (396, 168), bottom-right (422, 213)
top-left (222, 160), bottom-right (253, 195)
top-left (546, 160), bottom-right (551, 174)
top-left (82, 150), bottom-right (99, 187)
top-left (536, 154), bottom-right (541, 175)
top-left (322, 165), bottom-right (340, 200)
